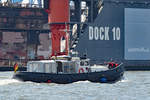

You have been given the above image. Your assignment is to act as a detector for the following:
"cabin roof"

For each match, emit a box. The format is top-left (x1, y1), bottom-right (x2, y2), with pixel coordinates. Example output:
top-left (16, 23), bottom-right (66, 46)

top-left (28, 60), bottom-right (55, 63)
top-left (27, 60), bottom-right (75, 64)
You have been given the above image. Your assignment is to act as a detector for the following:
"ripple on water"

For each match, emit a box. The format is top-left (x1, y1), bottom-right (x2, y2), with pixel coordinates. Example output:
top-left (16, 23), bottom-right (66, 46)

top-left (0, 71), bottom-right (150, 100)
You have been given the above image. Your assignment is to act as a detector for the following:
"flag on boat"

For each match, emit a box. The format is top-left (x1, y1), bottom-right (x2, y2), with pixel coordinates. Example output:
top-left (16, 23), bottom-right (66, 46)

top-left (14, 63), bottom-right (19, 73)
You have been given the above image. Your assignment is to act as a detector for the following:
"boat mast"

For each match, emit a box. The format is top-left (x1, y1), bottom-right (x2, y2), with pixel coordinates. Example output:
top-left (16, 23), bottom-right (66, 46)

top-left (47, 0), bottom-right (70, 57)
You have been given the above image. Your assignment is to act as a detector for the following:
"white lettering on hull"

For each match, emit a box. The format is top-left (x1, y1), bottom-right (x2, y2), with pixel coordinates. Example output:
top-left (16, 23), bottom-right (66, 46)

top-left (89, 26), bottom-right (121, 40)
top-left (100, 27), bottom-right (104, 40)
top-left (112, 27), bottom-right (120, 40)
top-left (89, 26), bottom-right (93, 40)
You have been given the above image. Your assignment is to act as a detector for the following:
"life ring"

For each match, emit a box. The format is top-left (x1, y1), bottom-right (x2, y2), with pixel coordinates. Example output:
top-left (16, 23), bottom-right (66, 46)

top-left (78, 68), bottom-right (84, 73)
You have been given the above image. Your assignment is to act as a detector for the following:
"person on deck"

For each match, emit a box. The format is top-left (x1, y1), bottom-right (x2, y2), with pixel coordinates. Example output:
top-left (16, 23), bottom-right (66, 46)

top-left (108, 61), bottom-right (118, 69)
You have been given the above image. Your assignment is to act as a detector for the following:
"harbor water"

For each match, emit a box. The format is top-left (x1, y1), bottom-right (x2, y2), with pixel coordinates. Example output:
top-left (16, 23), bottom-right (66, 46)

top-left (0, 71), bottom-right (150, 100)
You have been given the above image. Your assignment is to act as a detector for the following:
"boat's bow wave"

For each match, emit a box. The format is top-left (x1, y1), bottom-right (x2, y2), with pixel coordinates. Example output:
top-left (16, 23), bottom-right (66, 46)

top-left (119, 77), bottom-right (129, 83)
top-left (73, 80), bottom-right (91, 84)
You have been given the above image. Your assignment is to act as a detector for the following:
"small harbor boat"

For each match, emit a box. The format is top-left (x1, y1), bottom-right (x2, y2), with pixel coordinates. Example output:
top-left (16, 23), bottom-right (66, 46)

top-left (13, 0), bottom-right (124, 84)
top-left (13, 56), bottom-right (124, 84)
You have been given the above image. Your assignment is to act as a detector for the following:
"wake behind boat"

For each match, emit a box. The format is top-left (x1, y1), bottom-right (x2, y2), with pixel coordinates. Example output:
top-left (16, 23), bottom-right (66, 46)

top-left (13, 56), bottom-right (124, 84)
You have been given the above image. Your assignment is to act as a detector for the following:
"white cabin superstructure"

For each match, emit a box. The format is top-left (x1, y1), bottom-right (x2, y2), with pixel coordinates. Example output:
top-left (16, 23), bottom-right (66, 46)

top-left (26, 58), bottom-right (91, 74)
top-left (27, 60), bottom-right (57, 73)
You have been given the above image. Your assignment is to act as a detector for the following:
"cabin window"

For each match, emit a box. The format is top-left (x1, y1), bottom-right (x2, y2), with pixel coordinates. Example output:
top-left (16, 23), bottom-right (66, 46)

top-left (63, 62), bottom-right (75, 73)
top-left (45, 63), bottom-right (49, 73)
top-left (80, 61), bottom-right (89, 66)
top-left (84, 61), bottom-right (89, 66)
top-left (31, 63), bottom-right (44, 72)
top-left (38, 63), bottom-right (45, 72)
top-left (51, 63), bottom-right (57, 73)
top-left (32, 63), bottom-right (38, 72)
top-left (80, 61), bottom-right (84, 66)
top-left (45, 63), bottom-right (52, 73)
top-left (28, 63), bottom-right (33, 72)
top-left (70, 65), bottom-right (75, 73)
top-left (64, 66), bottom-right (70, 73)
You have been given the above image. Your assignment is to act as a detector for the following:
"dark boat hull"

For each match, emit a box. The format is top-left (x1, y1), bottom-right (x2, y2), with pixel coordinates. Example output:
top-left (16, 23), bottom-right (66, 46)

top-left (13, 64), bottom-right (124, 84)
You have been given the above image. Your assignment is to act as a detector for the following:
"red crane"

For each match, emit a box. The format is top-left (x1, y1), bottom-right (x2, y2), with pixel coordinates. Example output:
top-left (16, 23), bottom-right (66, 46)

top-left (46, 0), bottom-right (70, 57)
